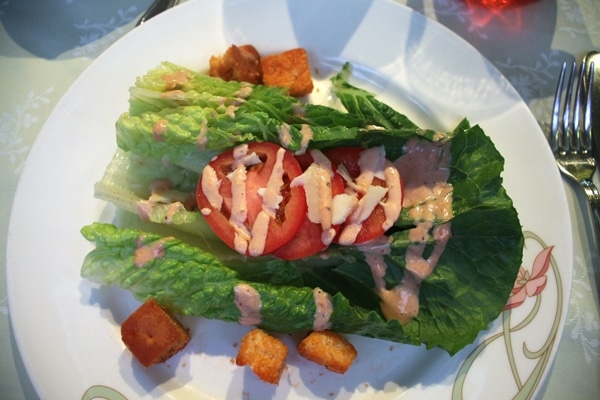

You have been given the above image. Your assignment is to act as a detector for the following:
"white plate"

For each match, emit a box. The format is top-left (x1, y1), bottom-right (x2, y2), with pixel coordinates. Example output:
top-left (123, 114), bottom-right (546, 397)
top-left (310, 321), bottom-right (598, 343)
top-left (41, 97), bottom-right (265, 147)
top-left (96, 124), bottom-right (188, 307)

top-left (7, 0), bottom-right (572, 399)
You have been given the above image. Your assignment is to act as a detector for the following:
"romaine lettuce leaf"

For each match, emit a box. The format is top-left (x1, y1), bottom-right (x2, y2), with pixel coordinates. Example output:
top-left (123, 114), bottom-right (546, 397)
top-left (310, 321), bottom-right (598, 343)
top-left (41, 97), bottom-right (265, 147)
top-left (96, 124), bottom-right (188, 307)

top-left (81, 222), bottom-right (397, 336)
top-left (331, 62), bottom-right (419, 130)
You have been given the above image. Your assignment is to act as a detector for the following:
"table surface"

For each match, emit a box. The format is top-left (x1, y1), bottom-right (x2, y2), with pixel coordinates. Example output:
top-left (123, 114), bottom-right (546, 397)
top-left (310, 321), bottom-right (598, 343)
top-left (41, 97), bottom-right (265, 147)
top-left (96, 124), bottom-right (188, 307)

top-left (1, 0), bottom-right (599, 399)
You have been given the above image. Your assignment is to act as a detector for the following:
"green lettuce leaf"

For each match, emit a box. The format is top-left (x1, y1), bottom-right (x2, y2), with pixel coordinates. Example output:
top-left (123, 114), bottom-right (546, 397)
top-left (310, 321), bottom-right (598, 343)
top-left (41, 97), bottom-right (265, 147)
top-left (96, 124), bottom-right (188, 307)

top-left (331, 62), bottom-right (419, 130)
top-left (81, 222), bottom-right (398, 336)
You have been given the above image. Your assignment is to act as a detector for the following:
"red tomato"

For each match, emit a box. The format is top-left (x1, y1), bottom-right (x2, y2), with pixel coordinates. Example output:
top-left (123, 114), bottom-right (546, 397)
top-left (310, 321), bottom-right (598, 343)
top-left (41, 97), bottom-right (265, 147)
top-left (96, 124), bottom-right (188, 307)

top-left (275, 151), bottom-right (346, 260)
top-left (196, 142), bottom-right (306, 256)
top-left (325, 146), bottom-right (399, 244)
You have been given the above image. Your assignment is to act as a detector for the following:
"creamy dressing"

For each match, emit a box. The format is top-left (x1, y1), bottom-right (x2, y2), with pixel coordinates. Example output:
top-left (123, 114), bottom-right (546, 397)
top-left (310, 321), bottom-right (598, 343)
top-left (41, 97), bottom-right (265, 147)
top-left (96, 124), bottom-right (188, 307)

top-left (136, 179), bottom-right (195, 223)
top-left (360, 137), bottom-right (453, 324)
top-left (363, 243), bottom-right (420, 324)
top-left (312, 288), bottom-right (333, 331)
top-left (395, 137), bottom-right (452, 211)
top-left (225, 104), bottom-right (238, 118)
top-left (152, 119), bottom-right (168, 141)
top-left (361, 245), bottom-right (410, 322)
top-left (379, 273), bottom-right (420, 324)
top-left (235, 85), bottom-right (253, 99)
top-left (275, 123), bottom-right (313, 155)
top-left (298, 124), bottom-right (313, 155)
top-left (397, 138), bottom-right (453, 280)
top-left (136, 201), bottom-right (154, 222)
top-left (197, 118), bottom-right (209, 150)
top-left (292, 104), bottom-right (307, 118)
top-left (134, 237), bottom-right (171, 268)
top-left (225, 144), bottom-right (263, 254)
top-left (164, 202), bottom-right (186, 224)
top-left (336, 146), bottom-right (402, 245)
top-left (234, 283), bottom-right (262, 326)
top-left (228, 163), bottom-right (251, 254)
top-left (162, 70), bottom-right (191, 90)
top-left (405, 223), bottom-right (451, 280)
top-left (337, 185), bottom-right (388, 245)
top-left (232, 144), bottom-right (261, 167)
top-left (248, 147), bottom-right (286, 256)
top-left (278, 123), bottom-right (292, 148)
top-left (201, 165), bottom-right (223, 211)
top-left (381, 161), bottom-right (402, 230)
top-left (355, 146), bottom-right (386, 190)
top-left (301, 162), bottom-right (333, 225)
top-left (256, 147), bottom-right (285, 218)
top-left (291, 149), bottom-right (336, 245)
top-left (201, 144), bottom-right (288, 256)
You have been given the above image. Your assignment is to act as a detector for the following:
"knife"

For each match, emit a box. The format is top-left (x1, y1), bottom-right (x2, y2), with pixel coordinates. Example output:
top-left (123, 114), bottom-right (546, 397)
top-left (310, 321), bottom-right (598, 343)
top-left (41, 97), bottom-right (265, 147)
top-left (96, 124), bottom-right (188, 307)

top-left (584, 51), bottom-right (600, 166)
top-left (136, 0), bottom-right (179, 26)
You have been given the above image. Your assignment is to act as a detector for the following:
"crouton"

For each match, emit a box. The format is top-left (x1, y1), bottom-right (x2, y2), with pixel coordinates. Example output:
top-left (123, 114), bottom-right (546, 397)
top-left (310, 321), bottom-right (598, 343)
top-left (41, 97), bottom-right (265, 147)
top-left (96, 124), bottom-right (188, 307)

top-left (297, 331), bottom-right (357, 374)
top-left (260, 48), bottom-right (314, 97)
top-left (209, 44), bottom-right (263, 84)
top-left (121, 298), bottom-right (190, 368)
top-left (235, 329), bottom-right (288, 384)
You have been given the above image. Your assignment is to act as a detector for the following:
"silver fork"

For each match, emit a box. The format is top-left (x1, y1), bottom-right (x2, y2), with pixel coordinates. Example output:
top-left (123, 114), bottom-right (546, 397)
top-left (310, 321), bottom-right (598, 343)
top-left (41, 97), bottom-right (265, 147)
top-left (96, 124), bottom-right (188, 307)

top-left (550, 60), bottom-right (600, 259)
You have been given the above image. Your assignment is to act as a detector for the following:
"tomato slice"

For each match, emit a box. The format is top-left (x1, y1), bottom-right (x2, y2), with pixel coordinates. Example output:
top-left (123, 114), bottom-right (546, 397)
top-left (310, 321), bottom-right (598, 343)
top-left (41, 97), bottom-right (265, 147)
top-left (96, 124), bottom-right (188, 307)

top-left (325, 146), bottom-right (403, 245)
top-left (196, 142), bottom-right (306, 256)
top-left (275, 151), bottom-right (346, 260)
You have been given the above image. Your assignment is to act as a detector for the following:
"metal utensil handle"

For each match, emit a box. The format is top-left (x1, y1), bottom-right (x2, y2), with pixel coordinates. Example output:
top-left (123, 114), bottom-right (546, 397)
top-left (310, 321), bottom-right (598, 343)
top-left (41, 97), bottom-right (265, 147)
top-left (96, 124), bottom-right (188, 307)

top-left (583, 180), bottom-right (600, 266)
top-left (584, 52), bottom-right (600, 165)
top-left (137, 0), bottom-right (178, 26)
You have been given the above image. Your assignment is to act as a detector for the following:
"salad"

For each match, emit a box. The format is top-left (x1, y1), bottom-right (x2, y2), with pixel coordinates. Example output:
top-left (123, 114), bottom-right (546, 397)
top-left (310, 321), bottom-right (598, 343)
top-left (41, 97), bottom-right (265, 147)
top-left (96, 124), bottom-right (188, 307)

top-left (80, 58), bottom-right (524, 355)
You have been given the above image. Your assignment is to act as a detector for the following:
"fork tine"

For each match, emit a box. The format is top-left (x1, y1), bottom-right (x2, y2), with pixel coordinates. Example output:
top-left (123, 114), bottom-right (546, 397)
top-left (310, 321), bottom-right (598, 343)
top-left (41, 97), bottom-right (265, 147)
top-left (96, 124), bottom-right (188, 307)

top-left (572, 61), bottom-right (585, 151)
top-left (582, 61), bottom-right (594, 151)
top-left (551, 61), bottom-right (593, 154)
top-left (563, 62), bottom-right (577, 151)
top-left (551, 62), bottom-right (567, 153)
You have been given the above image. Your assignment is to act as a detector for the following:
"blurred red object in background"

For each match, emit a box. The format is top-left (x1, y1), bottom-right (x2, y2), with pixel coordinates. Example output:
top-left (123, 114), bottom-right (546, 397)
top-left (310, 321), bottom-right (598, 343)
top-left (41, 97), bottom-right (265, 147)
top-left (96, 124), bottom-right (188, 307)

top-left (468, 0), bottom-right (537, 9)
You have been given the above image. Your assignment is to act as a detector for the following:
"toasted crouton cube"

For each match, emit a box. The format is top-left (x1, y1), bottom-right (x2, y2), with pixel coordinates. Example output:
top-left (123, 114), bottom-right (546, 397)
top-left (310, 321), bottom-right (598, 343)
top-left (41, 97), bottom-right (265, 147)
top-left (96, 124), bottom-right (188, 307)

top-left (297, 331), bottom-right (357, 374)
top-left (261, 48), bottom-right (314, 97)
top-left (121, 298), bottom-right (190, 368)
top-left (235, 329), bottom-right (288, 384)
top-left (209, 44), bottom-right (263, 84)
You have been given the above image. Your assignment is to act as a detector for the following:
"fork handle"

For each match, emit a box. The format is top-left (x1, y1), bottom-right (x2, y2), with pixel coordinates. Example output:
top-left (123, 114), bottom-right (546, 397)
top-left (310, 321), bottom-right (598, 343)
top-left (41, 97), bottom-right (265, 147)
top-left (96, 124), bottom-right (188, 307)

top-left (582, 180), bottom-right (600, 256)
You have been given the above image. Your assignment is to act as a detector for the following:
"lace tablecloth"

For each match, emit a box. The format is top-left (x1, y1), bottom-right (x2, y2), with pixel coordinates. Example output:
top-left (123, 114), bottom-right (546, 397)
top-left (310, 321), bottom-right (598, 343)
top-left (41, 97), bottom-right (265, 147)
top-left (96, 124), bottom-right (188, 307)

top-left (1, 0), bottom-right (598, 398)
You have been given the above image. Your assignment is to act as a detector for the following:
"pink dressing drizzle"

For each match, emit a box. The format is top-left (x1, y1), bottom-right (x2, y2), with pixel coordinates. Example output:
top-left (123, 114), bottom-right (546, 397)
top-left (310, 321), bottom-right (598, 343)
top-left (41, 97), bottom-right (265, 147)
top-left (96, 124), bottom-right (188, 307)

top-left (234, 283), bottom-right (262, 325)
top-left (134, 236), bottom-right (172, 268)
top-left (248, 147), bottom-right (286, 256)
top-left (363, 136), bottom-right (453, 324)
top-left (337, 146), bottom-right (402, 245)
top-left (291, 149), bottom-right (336, 246)
top-left (152, 119), bottom-right (168, 141)
top-left (162, 70), bottom-right (191, 90)
top-left (312, 288), bottom-right (333, 331)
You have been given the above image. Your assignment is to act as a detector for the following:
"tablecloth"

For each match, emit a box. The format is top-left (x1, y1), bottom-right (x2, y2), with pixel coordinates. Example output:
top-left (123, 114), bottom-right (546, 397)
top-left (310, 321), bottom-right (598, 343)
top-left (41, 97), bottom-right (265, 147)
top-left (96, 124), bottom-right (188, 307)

top-left (1, 0), bottom-right (598, 398)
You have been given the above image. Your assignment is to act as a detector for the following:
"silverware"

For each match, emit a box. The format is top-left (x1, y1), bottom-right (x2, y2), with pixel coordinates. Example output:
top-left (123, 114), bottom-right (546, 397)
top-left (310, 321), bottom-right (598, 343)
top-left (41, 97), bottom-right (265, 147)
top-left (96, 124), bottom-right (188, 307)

top-left (584, 51), bottom-right (600, 170)
top-left (136, 0), bottom-right (179, 26)
top-left (550, 60), bottom-right (600, 268)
